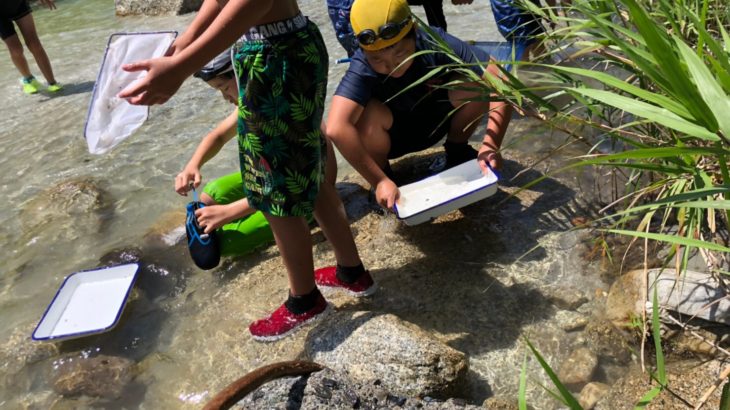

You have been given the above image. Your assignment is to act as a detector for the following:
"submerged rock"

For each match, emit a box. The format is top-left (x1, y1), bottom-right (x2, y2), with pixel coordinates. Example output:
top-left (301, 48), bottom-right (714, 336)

top-left (557, 347), bottom-right (598, 391)
top-left (20, 177), bottom-right (113, 240)
top-left (482, 396), bottom-right (520, 409)
top-left (0, 324), bottom-right (59, 389)
top-left (115, 0), bottom-right (203, 16)
top-left (304, 311), bottom-right (468, 398)
top-left (579, 382), bottom-right (609, 410)
top-left (52, 354), bottom-right (135, 398)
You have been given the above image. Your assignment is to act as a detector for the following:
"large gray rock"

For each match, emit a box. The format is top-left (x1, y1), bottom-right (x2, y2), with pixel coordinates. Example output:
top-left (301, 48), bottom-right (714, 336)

top-left (304, 311), bottom-right (468, 398)
top-left (234, 367), bottom-right (481, 409)
top-left (647, 269), bottom-right (730, 325)
top-left (115, 0), bottom-right (202, 16)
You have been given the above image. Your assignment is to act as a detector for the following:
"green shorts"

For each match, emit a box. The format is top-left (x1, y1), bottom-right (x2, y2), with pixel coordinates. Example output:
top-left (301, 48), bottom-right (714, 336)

top-left (233, 18), bottom-right (329, 217)
top-left (203, 172), bottom-right (273, 256)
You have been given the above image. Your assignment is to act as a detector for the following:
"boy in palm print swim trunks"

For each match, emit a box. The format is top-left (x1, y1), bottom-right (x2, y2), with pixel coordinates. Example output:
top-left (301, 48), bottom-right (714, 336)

top-left (121, 0), bottom-right (374, 342)
top-left (232, 16), bottom-right (329, 217)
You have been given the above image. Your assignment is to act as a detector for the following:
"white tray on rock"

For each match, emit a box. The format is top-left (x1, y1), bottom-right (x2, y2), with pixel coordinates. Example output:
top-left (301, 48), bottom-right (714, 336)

top-left (394, 159), bottom-right (498, 226)
top-left (32, 263), bottom-right (139, 341)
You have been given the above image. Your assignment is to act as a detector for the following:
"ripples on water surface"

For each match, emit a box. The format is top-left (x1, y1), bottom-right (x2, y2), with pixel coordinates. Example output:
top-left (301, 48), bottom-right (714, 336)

top-left (0, 1), bottom-right (608, 408)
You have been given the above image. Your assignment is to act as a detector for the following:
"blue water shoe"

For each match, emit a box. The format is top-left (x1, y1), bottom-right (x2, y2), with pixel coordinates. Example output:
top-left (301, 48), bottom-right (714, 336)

top-left (186, 201), bottom-right (221, 270)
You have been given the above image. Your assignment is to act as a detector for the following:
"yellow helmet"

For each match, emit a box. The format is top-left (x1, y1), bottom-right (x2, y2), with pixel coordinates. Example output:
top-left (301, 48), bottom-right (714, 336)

top-left (350, 0), bottom-right (415, 51)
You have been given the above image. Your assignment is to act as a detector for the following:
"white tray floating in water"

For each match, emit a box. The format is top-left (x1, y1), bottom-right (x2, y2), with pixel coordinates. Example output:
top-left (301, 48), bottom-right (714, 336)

top-left (32, 264), bottom-right (139, 341)
top-left (394, 159), bottom-right (499, 226)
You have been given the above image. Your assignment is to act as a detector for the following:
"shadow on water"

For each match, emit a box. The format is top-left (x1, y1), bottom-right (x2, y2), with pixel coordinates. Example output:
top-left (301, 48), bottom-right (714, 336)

top-left (35, 81), bottom-right (97, 102)
top-left (302, 152), bottom-right (601, 403)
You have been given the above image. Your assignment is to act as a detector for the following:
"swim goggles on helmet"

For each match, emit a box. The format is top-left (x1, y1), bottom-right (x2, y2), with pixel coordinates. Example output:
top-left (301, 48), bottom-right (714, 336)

top-left (356, 15), bottom-right (412, 47)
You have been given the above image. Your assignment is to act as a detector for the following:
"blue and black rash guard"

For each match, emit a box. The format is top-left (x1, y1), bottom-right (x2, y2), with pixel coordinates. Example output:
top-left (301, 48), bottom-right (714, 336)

top-left (334, 27), bottom-right (490, 113)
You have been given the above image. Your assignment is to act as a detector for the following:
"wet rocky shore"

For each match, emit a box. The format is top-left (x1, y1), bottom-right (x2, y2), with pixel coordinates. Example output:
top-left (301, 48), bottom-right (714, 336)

top-left (3, 134), bottom-right (728, 408)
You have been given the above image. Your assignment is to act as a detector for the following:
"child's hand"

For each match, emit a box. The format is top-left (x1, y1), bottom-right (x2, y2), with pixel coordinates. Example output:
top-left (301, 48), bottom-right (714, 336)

top-left (175, 168), bottom-right (202, 196)
top-left (119, 56), bottom-right (185, 105)
top-left (477, 146), bottom-right (501, 176)
top-left (165, 34), bottom-right (193, 57)
top-left (375, 178), bottom-right (400, 210)
top-left (194, 204), bottom-right (233, 234)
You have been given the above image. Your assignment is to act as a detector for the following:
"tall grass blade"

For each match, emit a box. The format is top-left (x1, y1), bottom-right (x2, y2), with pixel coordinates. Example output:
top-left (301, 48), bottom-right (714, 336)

top-left (576, 146), bottom-right (730, 161)
top-left (635, 286), bottom-right (668, 408)
top-left (621, 0), bottom-right (716, 126)
top-left (602, 229), bottom-right (730, 252)
top-left (519, 352), bottom-right (528, 410)
top-left (569, 88), bottom-right (720, 141)
top-left (635, 386), bottom-right (662, 409)
top-left (524, 337), bottom-right (583, 409)
top-left (673, 36), bottom-right (730, 137)
top-left (720, 378), bottom-right (730, 410)
top-left (651, 286), bottom-right (667, 386)
top-left (545, 65), bottom-right (693, 119)
top-left (720, 20), bottom-right (730, 54)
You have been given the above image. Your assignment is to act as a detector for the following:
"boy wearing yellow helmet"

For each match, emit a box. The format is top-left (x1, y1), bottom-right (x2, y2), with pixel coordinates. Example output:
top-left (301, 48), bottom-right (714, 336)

top-left (326, 0), bottom-right (513, 210)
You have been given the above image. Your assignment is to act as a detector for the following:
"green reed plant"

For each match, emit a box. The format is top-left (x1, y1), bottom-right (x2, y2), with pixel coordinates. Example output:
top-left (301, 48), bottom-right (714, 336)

top-left (721, 380), bottom-right (730, 410)
top-left (523, 0), bottom-right (730, 278)
top-left (422, 0), bottom-right (730, 280)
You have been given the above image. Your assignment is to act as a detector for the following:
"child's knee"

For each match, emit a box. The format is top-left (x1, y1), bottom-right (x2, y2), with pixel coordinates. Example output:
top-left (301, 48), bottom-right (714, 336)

top-left (356, 100), bottom-right (393, 140)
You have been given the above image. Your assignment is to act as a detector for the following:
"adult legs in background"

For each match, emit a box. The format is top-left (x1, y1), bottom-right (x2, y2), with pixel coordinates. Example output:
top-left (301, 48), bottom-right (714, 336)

top-left (407, 0), bottom-right (447, 30)
top-left (15, 12), bottom-right (56, 85)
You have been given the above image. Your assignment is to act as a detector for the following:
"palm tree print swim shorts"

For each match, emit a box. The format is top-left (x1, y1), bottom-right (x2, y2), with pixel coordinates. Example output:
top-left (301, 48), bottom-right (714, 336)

top-left (233, 16), bottom-right (329, 217)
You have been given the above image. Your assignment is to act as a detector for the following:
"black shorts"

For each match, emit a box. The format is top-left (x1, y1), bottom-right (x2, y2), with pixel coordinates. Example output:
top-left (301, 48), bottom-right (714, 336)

top-left (387, 89), bottom-right (453, 159)
top-left (0, 0), bottom-right (31, 40)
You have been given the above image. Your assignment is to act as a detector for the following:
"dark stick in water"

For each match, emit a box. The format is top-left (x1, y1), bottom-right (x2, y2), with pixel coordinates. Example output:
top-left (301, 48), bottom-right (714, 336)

top-left (203, 360), bottom-right (325, 410)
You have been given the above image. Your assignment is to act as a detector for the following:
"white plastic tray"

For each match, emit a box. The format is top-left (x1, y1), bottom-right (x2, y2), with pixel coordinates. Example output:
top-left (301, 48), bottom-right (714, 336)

top-left (32, 264), bottom-right (139, 341)
top-left (394, 159), bottom-right (498, 226)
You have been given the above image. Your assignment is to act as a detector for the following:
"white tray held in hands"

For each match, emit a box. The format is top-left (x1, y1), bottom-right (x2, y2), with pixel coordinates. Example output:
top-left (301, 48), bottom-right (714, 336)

top-left (394, 159), bottom-right (499, 226)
